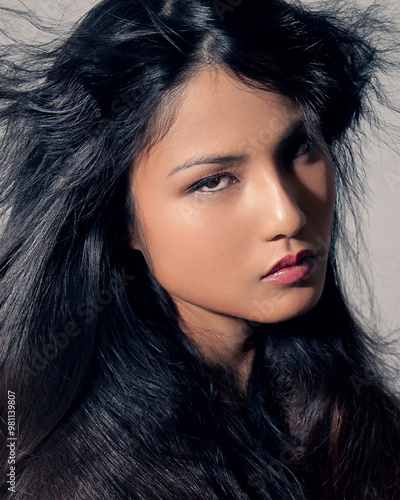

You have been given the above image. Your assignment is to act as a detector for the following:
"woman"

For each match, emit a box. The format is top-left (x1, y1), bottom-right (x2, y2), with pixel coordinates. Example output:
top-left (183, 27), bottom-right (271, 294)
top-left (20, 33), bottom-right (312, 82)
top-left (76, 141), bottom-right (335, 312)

top-left (0, 0), bottom-right (399, 498)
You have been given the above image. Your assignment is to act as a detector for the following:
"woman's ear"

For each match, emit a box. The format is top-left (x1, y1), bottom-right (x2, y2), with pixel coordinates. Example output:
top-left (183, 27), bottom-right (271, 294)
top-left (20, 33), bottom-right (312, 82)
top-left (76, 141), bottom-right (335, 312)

top-left (122, 231), bottom-right (141, 251)
top-left (122, 210), bottom-right (142, 251)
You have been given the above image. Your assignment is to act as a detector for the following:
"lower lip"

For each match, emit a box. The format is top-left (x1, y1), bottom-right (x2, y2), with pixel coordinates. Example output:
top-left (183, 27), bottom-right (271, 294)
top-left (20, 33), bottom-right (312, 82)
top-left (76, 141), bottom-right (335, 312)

top-left (262, 257), bottom-right (316, 285)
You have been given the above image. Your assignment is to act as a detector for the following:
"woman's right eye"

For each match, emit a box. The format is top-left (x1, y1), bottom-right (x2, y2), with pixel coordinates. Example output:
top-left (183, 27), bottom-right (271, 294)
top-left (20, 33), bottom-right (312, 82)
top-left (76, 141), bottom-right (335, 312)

top-left (187, 172), bottom-right (239, 193)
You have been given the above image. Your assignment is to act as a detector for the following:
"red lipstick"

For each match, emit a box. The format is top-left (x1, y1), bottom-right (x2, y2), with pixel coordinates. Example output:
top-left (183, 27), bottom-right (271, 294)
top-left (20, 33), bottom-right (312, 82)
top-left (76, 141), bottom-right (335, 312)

top-left (261, 250), bottom-right (316, 284)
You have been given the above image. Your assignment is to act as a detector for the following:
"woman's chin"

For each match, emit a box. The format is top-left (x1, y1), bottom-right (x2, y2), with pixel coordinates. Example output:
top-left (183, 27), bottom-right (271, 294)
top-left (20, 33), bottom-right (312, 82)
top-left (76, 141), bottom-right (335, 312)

top-left (248, 286), bottom-right (324, 325)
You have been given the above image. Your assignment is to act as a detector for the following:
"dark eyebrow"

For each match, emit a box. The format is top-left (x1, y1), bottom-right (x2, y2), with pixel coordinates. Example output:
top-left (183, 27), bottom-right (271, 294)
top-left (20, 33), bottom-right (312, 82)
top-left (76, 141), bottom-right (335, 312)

top-left (167, 153), bottom-right (249, 177)
top-left (279, 119), bottom-right (305, 144)
top-left (167, 119), bottom-right (305, 177)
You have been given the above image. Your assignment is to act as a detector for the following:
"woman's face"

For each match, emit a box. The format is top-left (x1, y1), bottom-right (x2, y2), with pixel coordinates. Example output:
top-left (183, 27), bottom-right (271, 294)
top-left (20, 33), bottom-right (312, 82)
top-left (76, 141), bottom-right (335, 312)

top-left (130, 66), bottom-right (335, 338)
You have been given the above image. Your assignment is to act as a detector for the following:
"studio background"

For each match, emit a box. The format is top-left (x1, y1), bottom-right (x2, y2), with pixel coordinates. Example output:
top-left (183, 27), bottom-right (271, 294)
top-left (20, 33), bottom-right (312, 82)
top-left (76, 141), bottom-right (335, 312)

top-left (1, 0), bottom-right (399, 349)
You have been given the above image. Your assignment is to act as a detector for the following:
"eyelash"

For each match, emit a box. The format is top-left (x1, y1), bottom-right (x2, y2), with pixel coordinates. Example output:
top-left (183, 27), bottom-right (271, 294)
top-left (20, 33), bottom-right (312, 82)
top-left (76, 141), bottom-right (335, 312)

top-left (285, 136), bottom-right (316, 163)
top-left (187, 136), bottom-right (317, 194)
top-left (187, 169), bottom-right (238, 194)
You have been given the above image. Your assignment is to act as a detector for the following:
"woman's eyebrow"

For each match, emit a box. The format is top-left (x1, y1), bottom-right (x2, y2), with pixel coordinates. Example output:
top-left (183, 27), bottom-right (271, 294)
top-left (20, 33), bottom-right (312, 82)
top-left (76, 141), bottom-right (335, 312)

top-left (167, 119), bottom-right (305, 177)
top-left (167, 153), bottom-right (249, 177)
top-left (278, 119), bottom-right (306, 145)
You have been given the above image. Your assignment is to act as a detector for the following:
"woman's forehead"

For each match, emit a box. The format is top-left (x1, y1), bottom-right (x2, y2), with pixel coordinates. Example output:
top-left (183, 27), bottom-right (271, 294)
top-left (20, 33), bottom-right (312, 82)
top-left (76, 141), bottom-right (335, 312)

top-left (134, 65), bottom-right (303, 177)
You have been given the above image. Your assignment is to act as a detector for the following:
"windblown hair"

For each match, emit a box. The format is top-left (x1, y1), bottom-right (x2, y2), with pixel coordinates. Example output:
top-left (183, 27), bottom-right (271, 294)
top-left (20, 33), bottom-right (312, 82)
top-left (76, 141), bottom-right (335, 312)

top-left (0, 0), bottom-right (399, 498)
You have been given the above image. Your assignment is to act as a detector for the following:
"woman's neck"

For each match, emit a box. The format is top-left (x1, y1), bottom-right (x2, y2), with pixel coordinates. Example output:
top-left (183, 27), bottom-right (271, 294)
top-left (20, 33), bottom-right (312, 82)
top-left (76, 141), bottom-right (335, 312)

top-left (175, 300), bottom-right (257, 392)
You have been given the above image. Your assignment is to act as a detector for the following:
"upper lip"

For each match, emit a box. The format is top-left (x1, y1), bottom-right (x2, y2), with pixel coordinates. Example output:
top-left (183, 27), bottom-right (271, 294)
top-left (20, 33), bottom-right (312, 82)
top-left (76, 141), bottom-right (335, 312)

top-left (262, 249), bottom-right (315, 278)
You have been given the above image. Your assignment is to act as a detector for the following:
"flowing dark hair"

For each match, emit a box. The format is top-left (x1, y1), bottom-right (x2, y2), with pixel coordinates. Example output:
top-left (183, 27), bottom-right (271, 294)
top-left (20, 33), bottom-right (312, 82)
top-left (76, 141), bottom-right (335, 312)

top-left (0, 0), bottom-right (399, 498)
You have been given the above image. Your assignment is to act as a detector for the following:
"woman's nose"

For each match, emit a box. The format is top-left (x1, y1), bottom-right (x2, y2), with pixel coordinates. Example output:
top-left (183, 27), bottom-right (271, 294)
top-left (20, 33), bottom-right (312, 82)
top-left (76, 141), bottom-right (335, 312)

top-left (253, 169), bottom-right (307, 241)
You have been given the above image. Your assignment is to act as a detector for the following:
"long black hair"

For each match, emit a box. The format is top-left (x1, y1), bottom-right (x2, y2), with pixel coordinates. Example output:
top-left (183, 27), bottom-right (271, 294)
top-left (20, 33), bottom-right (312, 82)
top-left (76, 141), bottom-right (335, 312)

top-left (0, 0), bottom-right (399, 498)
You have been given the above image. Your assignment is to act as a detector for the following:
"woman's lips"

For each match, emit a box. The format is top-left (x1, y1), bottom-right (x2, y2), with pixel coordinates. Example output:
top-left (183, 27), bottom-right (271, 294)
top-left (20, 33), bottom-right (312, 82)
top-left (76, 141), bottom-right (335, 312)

top-left (261, 250), bottom-right (316, 284)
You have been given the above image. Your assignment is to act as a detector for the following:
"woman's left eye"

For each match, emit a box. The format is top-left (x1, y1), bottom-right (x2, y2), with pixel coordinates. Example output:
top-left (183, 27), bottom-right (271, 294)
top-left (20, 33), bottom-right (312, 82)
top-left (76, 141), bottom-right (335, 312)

top-left (289, 137), bottom-right (316, 161)
top-left (188, 173), bottom-right (238, 193)
top-left (295, 141), bottom-right (309, 157)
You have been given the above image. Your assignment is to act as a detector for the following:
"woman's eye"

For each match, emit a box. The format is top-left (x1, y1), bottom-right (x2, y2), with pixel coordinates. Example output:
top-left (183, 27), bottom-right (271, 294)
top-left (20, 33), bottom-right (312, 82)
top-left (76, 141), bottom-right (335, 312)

top-left (280, 136), bottom-right (317, 166)
top-left (189, 173), bottom-right (238, 193)
top-left (290, 137), bottom-right (316, 161)
top-left (295, 141), bottom-right (309, 157)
